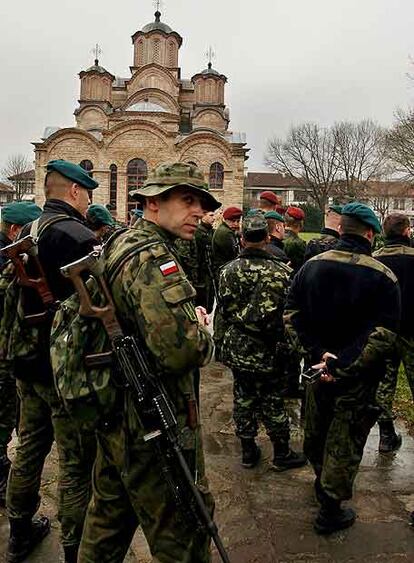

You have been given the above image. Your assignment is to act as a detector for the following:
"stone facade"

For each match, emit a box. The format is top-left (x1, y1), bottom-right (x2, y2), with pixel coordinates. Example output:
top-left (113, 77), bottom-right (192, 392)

top-left (33, 11), bottom-right (249, 221)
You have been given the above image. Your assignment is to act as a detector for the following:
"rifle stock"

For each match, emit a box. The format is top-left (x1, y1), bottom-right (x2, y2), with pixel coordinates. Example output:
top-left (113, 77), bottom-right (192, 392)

top-left (61, 251), bottom-right (230, 563)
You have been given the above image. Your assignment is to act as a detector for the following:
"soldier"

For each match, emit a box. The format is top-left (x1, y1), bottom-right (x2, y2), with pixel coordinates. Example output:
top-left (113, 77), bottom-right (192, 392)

top-left (4, 160), bottom-right (99, 563)
top-left (374, 213), bottom-right (414, 452)
top-left (258, 190), bottom-right (285, 215)
top-left (284, 202), bottom-right (400, 534)
top-left (283, 206), bottom-right (306, 274)
top-left (71, 162), bottom-right (219, 562)
top-left (264, 210), bottom-right (289, 263)
top-left (219, 215), bottom-right (307, 471)
top-left (194, 210), bottom-right (216, 313)
top-left (304, 204), bottom-right (342, 261)
top-left (86, 203), bottom-right (117, 243)
top-left (0, 202), bottom-right (42, 507)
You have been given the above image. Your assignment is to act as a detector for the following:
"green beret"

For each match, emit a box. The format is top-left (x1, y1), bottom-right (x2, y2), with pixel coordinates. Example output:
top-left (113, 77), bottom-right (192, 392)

top-left (46, 159), bottom-right (99, 190)
top-left (2, 201), bottom-right (42, 225)
top-left (341, 202), bottom-right (381, 234)
top-left (264, 210), bottom-right (285, 223)
top-left (329, 204), bottom-right (343, 215)
top-left (242, 215), bottom-right (269, 242)
top-left (86, 204), bottom-right (115, 227)
top-left (130, 162), bottom-right (221, 212)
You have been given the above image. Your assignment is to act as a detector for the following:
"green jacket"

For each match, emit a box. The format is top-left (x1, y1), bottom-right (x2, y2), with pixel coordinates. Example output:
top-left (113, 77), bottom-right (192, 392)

top-left (212, 222), bottom-right (240, 275)
top-left (284, 229), bottom-right (306, 274)
top-left (219, 247), bottom-right (291, 374)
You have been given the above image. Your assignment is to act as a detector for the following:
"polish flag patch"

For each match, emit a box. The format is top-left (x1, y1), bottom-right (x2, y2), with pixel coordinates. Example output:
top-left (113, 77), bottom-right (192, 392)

top-left (160, 260), bottom-right (179, 276)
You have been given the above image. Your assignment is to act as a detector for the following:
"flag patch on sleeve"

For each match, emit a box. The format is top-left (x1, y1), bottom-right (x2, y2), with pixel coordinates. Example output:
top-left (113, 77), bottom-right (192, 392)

top-left (160, 260), bottom-right (179, 276)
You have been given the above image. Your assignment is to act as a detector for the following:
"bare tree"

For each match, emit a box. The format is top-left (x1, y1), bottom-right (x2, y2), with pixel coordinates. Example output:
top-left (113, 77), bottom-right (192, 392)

top-left (386, 108), bottom-right (414, 180)
top-left (265, 123), bottom-right (339, 211)
top-left (1, 154), bottom-right (33, 201)
top-left (333, 119), bottom-right (389, 200)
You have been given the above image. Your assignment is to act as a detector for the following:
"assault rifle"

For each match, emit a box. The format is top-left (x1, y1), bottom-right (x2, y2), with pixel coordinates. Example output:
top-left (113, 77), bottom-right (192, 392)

top-left (1, 235), bottom-right (58, 324)
top-left (61, 251), bottom-right (230, 563)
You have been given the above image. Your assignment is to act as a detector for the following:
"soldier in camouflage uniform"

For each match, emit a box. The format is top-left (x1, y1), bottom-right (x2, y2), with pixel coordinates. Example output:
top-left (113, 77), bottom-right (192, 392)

top-left (304, 205), bottom-right (342, 262)
top-left (0, 202), bottom-right (42, 507)
top-left (194, 211), bottom-right (216, 313)
top-left (374, 213), bottom-right (414, 453)
top-left (3, 161), bottom-right (99, 563)
top-left (219, 215), bottom-right (307, 471)
top-left (283, 206), bottom-right (307, 274)
top-left (284, 203), bottom-right (400, 535)
top-left (75, 162), bottom-right (219, 563)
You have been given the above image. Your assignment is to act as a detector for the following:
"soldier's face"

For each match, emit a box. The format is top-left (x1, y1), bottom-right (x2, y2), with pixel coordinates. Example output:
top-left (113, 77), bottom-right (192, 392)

top-left (153, 187), bottom-right (205, 240)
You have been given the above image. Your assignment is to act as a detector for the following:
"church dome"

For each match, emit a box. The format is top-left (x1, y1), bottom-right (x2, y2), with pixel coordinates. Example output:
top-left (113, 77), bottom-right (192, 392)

top-left (200, 63), bottom-right (221, 77)
top-left (141, 11), bottom-right (173, 34)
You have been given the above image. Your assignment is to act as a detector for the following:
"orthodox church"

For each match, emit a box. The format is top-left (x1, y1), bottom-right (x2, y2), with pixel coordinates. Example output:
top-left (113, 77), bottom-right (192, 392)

top-left (33, 9), bottom-right (249, 221)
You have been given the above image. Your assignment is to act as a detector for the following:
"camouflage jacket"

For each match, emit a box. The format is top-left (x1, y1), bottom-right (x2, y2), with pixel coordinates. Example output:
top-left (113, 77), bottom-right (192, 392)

top-left (212, 222), bottom-right (240, 276)
top-left (284, 234), bottom-right (401, 392)
top-left (219, 247), bottom-right (292, 374)
top-left (283, 229), bottom-right (306, 274)
top-left (173, 238), bottom-right (199, 287)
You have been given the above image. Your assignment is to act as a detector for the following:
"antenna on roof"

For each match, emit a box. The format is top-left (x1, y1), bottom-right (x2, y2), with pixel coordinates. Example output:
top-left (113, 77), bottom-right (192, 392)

top-left (91, 43), bottom-right (102, 66)
top-left (205, 46), bottom-right (216, 69)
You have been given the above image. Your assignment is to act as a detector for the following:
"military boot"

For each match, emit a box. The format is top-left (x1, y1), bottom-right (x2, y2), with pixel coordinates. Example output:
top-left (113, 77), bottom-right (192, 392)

top-left (314, 494), bottom-right (356, 535)
top-left (272, 438), bottom-right (307, 472)
top-left (7, 516), bottom-right (51, 563)
top-left (240, 438), bottom-right (261, 468)
top-left (0, 450), bottom-right (11, 507)
top-left (379, 420), bottom-right (402, 453)
top-left (64, 544), bottom-right (79, 563)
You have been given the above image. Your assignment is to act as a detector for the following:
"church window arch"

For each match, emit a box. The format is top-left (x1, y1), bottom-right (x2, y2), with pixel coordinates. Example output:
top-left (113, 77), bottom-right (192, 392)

top-left (152, 39), bottom-right (161, 64)
top-left (137, 40), bottom-right (144, 65)
top-left (109, 164), bottom-right (117, 210)
top-left (127, 158), bottom-right (148, 213)
top-left (168, 41), bottom-right (176, 67)
top-left (80, 159), bottom-right (94, 202)
top-left (209, 162), bottom-right (224, 189)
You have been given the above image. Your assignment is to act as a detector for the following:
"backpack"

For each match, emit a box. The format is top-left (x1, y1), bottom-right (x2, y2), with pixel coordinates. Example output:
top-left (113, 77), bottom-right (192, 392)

top-left (50, 229), bottom-right (162, 425)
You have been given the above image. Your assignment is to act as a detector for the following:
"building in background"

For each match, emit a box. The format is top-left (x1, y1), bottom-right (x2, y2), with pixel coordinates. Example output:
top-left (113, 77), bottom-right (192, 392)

top-left (0, 183), bottom-right (15, 205)
top-left (33, 10), bottom-right (249, 221)
top-left (244, 172), bottom-right (311, 209)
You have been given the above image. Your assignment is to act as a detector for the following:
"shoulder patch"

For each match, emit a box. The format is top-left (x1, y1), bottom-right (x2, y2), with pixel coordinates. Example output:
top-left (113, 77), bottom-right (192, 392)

top-left (160, 260), bottom-right (179, 276)
top-left (311, 249), bottom-right (398, 283)
top-left (374, 245), bottom-right (414, 259)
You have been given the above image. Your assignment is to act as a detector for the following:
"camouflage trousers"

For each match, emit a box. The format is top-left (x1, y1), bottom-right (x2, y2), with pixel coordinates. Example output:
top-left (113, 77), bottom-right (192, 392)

top-left (304, 383), bottom-right (378, 501)
top-left (79, 415), bottom-right (214, 563)
top-left (7, 377), bottom-right (96, 547)
top-left (376, 336), bottom-right (414, 423)
top-left (232, 369), bottom-right (290, 441)
top-left (0, 360), bottom-right (17, 451)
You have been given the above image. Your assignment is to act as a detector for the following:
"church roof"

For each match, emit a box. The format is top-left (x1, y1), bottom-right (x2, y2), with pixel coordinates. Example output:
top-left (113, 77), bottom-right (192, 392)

top-left (192, 62), bottom-right (227, 82)
top-left (142, 11), bottom-right (173, 33)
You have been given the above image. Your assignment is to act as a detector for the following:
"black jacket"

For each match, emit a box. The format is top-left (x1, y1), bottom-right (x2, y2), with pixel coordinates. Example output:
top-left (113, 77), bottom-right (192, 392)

top-left (304, 227), bottom-right (339, 262)
top-left (21, 199), bottom-right (98, 309)
top-left (374, 235), bottom-right (414, 338)
top-left (285, 234), bottom-right (401, 375)
top-left (266, 236), bottom-right (289, 263)
top-left (0, 232), bottom-right (12, 270)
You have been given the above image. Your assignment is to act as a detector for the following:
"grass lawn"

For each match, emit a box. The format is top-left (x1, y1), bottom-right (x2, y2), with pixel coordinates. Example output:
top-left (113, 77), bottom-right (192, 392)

top-left (394, 367), bottom-right (414, 430)
top-left (300, 232), bottom-right (319, 242)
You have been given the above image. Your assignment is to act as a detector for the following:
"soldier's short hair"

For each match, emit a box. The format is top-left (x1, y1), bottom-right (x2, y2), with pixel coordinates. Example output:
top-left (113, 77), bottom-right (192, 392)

top-left (383, 213), bottom-right (410, 238)
top-left (340, 214), bottom-right (371, 235)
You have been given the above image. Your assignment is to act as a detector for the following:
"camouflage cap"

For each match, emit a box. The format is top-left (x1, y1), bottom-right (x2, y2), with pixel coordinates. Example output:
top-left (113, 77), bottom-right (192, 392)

top-left (242, 214), bottom-right (269, 243)
top-left (130, 162), bottom-right (221, 211)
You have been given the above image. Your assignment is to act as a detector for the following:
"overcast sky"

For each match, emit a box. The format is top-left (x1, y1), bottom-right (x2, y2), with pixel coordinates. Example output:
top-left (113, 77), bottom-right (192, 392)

top-left (0, 0), bottom-right (413, 172)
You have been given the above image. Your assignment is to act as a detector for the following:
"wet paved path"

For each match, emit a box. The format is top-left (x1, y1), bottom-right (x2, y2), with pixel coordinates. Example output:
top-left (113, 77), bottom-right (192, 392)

top-left (1, 362), bottom-right (414, 562)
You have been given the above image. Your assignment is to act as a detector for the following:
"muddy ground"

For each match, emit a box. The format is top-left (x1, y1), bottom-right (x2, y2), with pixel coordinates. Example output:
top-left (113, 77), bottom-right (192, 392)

top-left (1, 361), bottom-right (414, 562)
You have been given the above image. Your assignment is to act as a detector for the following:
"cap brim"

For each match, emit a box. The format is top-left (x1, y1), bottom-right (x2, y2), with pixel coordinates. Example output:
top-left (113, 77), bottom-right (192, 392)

top-left (130, 183), bottom-right (221, 211)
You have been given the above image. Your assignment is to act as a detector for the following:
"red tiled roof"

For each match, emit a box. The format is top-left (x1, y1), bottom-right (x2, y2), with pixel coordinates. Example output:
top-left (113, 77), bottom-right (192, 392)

top-left (8, 169), bottom-right (35, 181)
top-left (363, 181), bottom-right (414, 197)
top-left (245, 172), bottom-right (301, 188)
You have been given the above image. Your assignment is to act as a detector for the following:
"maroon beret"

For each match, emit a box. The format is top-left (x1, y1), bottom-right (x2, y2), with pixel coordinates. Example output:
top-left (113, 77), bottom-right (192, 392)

top-left (259, 191), bottom-right (282, 205)
top-left (286, 206), bottom-right (305, 220)
top-left (223, 206), bottom-right (243, 220)
top-left (275, 205), bottom-right (287, 215)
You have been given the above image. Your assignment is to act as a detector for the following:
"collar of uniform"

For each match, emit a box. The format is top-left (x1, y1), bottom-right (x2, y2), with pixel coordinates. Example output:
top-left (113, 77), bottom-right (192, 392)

top-left (240, 247), bottom-right (277, 260)
top-left (336, 233), bottom-right (372, 256)
top-left (385, 235), bottom-right (411, 248)
top-left (133, 218), bottom-right (176, 245)
top-left (0, 231), bottom-right (12, 247)
top-left (321, 227), bottom-right (340, 239)
top-left (284, 229), bottom-right (298, 239)
top-left (43, 199), bottom-right (86, 223)
top-left (269, 235), bottom-right (284, 249)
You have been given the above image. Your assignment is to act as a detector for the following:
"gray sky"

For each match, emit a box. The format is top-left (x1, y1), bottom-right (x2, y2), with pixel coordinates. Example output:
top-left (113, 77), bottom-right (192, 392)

top-left (0, 0), bottom-right (413, 172)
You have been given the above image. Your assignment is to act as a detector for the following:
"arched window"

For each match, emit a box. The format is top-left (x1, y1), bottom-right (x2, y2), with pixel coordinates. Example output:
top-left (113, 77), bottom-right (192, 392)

top-left (127, 158), bottom-right (147, 213)
top-left (187, 161), bottom-right (197, 167)
top-left (79, 160), bottom-right (94, 202)
top-left (109, 164), bottom-right (117, 210)
top-left (209, 162), bottom-right (224, 189)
